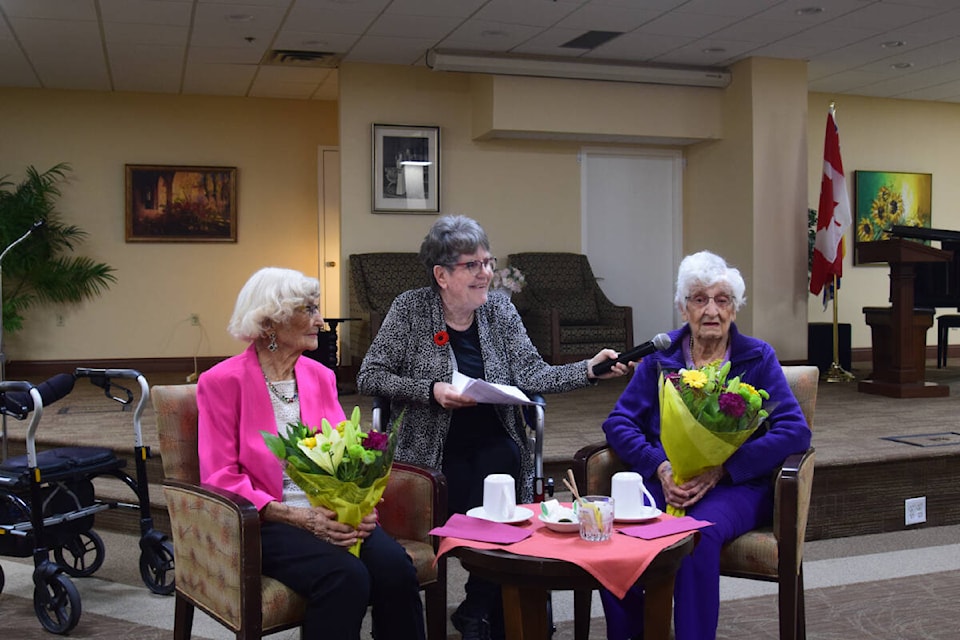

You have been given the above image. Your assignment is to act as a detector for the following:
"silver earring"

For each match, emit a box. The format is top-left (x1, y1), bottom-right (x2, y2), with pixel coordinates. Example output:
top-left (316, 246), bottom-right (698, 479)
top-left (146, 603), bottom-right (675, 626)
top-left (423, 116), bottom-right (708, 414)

top-left (267, 331), bottom-right (278, 352)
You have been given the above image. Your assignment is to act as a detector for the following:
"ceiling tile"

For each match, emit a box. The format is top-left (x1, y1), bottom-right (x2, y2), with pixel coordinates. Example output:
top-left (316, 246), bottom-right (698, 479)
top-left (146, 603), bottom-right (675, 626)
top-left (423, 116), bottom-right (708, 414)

top-left (99, 0), bottom-right (193, 26)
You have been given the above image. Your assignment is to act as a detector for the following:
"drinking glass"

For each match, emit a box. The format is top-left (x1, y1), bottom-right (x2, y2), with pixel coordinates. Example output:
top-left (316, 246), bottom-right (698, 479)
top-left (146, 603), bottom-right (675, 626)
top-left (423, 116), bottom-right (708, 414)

top-left (577, 495), bottom-right (615, 542)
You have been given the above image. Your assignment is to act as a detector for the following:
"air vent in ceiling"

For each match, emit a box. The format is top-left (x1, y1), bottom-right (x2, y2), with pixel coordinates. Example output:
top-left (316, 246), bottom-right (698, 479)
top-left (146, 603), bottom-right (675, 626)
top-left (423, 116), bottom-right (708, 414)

top-left (262, 49), bottom-right (341, 68)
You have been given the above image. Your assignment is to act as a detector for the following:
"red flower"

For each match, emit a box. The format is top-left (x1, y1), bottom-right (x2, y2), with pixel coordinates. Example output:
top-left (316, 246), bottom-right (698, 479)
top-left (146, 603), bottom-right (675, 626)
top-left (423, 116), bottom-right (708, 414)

top-left (718, 392), bottom-right (747, 418)
top-left (433, 330), bottom-right (450, 346)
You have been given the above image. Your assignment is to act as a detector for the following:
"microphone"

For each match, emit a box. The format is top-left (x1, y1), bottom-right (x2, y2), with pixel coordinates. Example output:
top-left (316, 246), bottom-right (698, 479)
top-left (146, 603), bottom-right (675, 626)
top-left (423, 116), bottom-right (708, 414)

top-left (1, 373), bottom-right (76, 418)
top-left (593, 333), bottom-right (672, 376)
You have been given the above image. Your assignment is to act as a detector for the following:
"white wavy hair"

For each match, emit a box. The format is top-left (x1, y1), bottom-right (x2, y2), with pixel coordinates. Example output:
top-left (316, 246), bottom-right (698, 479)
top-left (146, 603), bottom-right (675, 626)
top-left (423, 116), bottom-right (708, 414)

top-left (674, 251), bottom-right (747, 314)
top-left (227, 267), bottom-right (320, 341)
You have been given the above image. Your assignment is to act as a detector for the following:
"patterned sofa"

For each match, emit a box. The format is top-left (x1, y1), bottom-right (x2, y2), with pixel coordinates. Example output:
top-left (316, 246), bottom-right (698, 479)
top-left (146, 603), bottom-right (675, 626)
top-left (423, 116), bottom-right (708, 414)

top-left (507, 252), bottom-right (633, 364)
top-left (348, 252), bottom-right (431, 365)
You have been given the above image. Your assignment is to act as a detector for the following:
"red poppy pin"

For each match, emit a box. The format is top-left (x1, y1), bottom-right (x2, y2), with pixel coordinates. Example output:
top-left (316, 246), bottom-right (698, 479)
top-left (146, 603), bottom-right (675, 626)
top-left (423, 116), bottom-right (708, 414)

top-left (433, 330), bottom-right (450, 347)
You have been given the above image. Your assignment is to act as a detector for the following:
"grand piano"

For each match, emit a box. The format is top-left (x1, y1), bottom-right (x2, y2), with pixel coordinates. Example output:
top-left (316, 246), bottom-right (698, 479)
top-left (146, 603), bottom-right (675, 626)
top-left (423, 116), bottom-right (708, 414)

top-left (889, 225), bottom-right (960, 308)
top-left (855, 226), bottom-right (960, 397)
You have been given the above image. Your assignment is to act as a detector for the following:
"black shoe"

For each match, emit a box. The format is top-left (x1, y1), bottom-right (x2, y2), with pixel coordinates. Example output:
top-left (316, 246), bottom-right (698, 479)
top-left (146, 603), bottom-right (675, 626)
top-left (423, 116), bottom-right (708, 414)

top-left (451, 606), bottom-right (491, 640)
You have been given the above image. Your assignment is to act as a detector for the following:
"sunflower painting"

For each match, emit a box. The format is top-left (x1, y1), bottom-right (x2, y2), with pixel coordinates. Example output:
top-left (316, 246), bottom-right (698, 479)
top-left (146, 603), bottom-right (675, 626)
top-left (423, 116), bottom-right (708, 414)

top-left (854, 170), bottom-right (932, 264)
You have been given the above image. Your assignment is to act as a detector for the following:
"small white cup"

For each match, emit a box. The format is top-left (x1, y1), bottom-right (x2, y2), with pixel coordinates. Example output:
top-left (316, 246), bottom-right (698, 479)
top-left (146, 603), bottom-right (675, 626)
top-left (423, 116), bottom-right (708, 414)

top-left (482, 474), bottom-right (517, 521)
top-left (610, 471), bottom-right (656, 518)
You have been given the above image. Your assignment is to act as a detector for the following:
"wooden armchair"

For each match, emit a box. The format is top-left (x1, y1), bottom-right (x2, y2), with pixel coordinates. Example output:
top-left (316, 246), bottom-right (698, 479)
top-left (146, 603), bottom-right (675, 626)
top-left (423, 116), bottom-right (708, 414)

top-left (153, 384), bottom-right (448, 640)
top-left (507, 252), bottom-right (633, 364)
top-left (348, 252), bottom-right (431, 364)
top-left (573, 365), bottom-right (818, 640)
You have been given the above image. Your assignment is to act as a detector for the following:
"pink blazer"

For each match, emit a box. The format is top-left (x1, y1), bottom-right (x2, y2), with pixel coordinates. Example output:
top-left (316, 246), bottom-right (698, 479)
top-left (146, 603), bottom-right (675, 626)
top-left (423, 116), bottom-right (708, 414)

top-left (197, 343), bottom-right (345, 511)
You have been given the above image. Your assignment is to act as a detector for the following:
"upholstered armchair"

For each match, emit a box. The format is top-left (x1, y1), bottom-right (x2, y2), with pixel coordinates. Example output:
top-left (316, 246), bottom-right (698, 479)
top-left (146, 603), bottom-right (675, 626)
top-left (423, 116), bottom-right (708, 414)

top-left (573, 365), bottom-right (818, 640)
top-left (507, 252), bottom-right (633, 364)
top-left (348, 252), bottom-right (431, 365)
top-left (153, 384), bottom-right (448, 640)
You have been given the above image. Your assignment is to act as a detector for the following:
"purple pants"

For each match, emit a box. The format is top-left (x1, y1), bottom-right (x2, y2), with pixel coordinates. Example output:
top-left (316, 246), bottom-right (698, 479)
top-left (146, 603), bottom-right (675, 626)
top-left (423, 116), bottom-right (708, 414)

top-left (600, 478), bottom-right (773, 640)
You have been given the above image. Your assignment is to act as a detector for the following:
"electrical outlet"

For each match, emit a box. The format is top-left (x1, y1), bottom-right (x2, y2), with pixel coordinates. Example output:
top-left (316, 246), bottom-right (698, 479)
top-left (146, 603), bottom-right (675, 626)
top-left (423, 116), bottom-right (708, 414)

top-left (905, 496), bottom-right (926, 525)
top-left (56, 314), bottom-right (65, 327)
top-left (190, 313), bottom-right (200, 326)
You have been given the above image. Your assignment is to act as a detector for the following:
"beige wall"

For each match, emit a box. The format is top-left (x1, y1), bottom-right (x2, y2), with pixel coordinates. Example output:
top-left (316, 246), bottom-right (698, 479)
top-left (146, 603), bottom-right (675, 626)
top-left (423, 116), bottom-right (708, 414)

top-left (9, 62), bottom-right (957, 367)
top-left (684, 58), bottom-right (809, 358)
top-left (805, 93), bottom-right (960, 348)
top-left (1, 88), bottom-right (338, 362)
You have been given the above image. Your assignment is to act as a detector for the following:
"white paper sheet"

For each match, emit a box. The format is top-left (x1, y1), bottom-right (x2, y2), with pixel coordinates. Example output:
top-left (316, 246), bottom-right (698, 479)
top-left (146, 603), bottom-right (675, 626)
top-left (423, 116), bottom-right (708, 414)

top-left (451, 371), bottom-right (543, 406)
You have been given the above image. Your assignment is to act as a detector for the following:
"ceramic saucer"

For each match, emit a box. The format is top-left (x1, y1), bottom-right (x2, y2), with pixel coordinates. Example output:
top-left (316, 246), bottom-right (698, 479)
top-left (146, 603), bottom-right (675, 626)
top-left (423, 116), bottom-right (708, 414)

top-left (614, 506), bottom-right (662, 523)
top-left (466, 505), bottom-right (534, 524)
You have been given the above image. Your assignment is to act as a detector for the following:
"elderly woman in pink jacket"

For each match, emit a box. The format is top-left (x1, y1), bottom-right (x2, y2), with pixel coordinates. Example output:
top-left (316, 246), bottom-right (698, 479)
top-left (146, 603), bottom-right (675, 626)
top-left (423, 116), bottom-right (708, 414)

top-left (197, 267), bottom-right (424, 640)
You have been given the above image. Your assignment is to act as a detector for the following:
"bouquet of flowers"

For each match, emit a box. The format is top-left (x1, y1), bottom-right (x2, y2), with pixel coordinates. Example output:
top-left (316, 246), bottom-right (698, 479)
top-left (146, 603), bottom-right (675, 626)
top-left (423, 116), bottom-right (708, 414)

top-left (491, 265), bottom-right (526, 293)
top-left (262, 406), bottom-right (399, 556)
top-left (659, 360), bottom-right (772, 516)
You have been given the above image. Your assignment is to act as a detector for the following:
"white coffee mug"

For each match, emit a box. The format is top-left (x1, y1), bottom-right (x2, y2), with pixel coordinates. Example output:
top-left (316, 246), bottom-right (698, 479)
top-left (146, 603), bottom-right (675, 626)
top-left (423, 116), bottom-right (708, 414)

top-left (482, 474), bottom-right (517, 521)
top-left (610, 471), bottom-right (656, 517)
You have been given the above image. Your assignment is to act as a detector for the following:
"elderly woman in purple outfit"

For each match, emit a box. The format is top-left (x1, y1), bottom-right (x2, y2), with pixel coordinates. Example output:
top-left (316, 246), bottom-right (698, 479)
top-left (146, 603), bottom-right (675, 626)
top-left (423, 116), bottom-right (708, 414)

top-left (600, 251), bottom-right (811, 640)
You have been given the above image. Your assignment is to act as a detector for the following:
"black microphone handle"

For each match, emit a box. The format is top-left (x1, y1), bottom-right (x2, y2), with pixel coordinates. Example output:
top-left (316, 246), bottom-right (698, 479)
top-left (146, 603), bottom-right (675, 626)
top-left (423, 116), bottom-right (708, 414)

top-left (593, 334), bottom-right (672, 376)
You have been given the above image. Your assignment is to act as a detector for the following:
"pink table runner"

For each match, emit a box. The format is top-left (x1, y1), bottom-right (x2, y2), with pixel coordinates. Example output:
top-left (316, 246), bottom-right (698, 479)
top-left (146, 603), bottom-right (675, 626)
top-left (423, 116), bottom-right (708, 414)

top-left (434, 504), bottom-right (707, 599)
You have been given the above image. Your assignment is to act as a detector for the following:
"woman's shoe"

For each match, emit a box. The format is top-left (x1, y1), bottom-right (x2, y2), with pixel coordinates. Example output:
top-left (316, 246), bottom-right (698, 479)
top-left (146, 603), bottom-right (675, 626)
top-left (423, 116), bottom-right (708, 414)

top-left (451, 603), bottom-right (491, 640)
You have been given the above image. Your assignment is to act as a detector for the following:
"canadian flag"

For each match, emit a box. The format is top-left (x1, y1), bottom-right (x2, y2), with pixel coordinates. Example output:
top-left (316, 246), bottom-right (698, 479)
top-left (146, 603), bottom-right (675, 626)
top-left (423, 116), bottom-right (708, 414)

top-left (810, 107), bottom-right (852, 297)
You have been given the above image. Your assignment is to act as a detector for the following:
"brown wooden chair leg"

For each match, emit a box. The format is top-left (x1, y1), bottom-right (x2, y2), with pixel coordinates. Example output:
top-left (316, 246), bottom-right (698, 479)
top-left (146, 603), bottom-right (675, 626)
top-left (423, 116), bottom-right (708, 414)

top-left (173, 595), bottom-right (194, 640)
top-left (573, 589), bottom-right (592, 640)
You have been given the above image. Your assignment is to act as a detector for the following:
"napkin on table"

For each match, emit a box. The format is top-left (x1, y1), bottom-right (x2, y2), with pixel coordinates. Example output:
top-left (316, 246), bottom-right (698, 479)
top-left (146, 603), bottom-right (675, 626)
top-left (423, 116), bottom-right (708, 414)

top-left (429, 513), bottom-right (533, 544)
top-left (619, 515), bottom-right (713, 540)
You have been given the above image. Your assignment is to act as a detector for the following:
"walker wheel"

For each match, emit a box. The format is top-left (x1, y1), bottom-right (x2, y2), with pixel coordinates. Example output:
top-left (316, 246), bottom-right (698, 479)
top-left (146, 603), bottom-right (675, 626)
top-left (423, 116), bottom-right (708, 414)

top-left (0, 563), bottom-right (5, 595)
top-left (140, 538), bottom-right (175, 595)
top-left (33, 573), bottom-right (82, 634)
top-left (54, 530), bottom-right (106, 577)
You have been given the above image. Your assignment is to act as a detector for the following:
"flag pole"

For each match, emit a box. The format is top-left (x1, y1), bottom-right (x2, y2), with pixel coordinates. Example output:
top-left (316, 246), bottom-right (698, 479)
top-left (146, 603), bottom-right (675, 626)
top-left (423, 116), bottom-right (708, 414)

top-left (825, 272), bottom-right (855, 382)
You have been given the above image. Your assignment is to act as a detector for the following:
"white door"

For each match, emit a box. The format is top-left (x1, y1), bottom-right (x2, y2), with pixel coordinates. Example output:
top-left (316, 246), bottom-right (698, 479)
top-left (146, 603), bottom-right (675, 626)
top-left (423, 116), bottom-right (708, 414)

top-left (581, 148), bottom-right (682, 344)
top-left (318, 146), bottom-right (340, 319)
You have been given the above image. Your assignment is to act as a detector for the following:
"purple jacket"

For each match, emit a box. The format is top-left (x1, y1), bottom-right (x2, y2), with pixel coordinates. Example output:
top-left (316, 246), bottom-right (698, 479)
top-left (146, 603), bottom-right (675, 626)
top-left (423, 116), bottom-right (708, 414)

top-left (602, 323), bottom-right (811, 485)
top-left (198, 343), bottom-right (345, 511)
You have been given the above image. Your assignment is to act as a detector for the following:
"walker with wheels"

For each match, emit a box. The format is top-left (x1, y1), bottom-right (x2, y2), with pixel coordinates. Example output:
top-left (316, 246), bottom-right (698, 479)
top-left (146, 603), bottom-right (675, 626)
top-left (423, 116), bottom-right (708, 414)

top-left (0, 368), bottom-right (174, 635)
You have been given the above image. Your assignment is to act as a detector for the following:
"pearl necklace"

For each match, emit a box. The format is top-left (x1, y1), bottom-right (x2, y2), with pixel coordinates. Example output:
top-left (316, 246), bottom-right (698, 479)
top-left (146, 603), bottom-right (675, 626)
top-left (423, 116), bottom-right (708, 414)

top-left (264, 372), bottom-right (298, 404)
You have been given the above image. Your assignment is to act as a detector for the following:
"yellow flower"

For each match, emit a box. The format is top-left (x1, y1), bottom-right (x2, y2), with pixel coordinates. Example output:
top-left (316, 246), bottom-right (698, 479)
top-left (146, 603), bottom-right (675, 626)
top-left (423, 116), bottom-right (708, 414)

top-left (739, 383), bottom-right (759, 397)
top-left (681, 369), bottom-right (708, 388)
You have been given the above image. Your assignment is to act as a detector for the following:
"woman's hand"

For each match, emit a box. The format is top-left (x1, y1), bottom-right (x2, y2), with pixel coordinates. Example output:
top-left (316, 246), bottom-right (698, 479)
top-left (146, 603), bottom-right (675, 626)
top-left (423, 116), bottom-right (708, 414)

top-left (433, 381), bottom-right (478, 409)
top-left (587, 349), bottom-right (629, 379)
top-left (304, 507), bottom-right (369, 548)
top-left (357, 511), bottom-right (378, 540)
top-left (657, 462), bottom-right (723, 509)
top-left (264, 501), bottom-right (361, 548)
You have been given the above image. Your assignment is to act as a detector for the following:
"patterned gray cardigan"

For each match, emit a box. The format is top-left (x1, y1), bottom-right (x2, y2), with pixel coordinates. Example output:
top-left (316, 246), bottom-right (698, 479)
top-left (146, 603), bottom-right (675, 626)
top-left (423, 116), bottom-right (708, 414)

top-left (356, 287), bottom-right (593, 502)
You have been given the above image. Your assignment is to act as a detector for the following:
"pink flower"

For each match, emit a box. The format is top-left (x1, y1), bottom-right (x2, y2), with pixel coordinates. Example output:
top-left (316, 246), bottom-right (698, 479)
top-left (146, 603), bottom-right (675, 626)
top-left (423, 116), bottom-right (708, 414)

top-left (365, 430), bottom-right (390, 451)
top-left (718, 392), bottom-right (746, 418)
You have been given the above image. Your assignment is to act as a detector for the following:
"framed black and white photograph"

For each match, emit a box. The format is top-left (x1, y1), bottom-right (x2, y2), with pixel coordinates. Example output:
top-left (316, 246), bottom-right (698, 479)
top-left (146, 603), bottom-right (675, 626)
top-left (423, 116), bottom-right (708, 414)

top-left (372, 124), bottom-right (440, 213)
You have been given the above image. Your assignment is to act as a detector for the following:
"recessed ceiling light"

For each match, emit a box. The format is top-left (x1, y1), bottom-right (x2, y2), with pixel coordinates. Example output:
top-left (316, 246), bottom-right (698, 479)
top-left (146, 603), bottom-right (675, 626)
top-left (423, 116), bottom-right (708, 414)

top-left (481, 30), bottom-right (507, 38)
top-left (891, 62), bottom-right (913, 69)
top-left (882, 40), bottom-right (906, 48)
top-left (795, 7), bottom-right (824, 16)
top-left (226, 14), bottom-right (254, 23)
top-left (702, 47), bottom-right (726, 54)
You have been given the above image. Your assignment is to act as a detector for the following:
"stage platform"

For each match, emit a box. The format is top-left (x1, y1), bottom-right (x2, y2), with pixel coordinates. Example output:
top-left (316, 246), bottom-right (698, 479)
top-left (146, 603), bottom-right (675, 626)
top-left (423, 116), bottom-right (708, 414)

top-left (3, 363), bottom-right (960, 541)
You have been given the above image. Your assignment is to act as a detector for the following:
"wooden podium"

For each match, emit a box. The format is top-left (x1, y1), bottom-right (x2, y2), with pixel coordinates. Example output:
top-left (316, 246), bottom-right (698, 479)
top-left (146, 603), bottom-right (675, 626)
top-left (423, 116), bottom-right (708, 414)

top-left (857, 239), bottom-right (952, 398)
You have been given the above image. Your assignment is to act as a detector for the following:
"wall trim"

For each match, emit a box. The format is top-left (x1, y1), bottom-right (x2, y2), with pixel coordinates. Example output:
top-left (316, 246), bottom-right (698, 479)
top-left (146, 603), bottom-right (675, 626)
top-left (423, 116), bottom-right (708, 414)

top-left (6, 356), bottom-right (228, 379)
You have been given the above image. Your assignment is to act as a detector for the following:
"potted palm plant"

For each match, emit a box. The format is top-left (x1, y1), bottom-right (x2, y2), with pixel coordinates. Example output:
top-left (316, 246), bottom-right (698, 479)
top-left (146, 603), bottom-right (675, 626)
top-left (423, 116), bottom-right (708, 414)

top-left (0, 163), bottom-right (116, 334)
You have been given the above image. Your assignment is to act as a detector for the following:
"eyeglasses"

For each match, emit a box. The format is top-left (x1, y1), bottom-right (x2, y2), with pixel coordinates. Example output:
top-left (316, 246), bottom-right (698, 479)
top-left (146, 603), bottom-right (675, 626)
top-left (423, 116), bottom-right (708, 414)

top-left (295, 304), bottom-right (321, 317)
top-left (447, 256), bottom-right (497, 275)
top-left (685, 294), bottom-right (734, 310)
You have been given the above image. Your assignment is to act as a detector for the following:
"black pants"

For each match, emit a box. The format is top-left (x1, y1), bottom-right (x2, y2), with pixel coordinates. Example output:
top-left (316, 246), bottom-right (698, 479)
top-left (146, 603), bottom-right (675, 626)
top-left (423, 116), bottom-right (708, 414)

top-left (443, 429), bottom-right (522, 632)
top-left (260, 521), bottom-right (425, 640)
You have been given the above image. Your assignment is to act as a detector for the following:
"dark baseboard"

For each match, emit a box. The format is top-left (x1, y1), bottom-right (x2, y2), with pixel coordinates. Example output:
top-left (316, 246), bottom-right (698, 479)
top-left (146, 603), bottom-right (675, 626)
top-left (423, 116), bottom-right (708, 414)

top-left (5, 356), bottom-right (229, 379)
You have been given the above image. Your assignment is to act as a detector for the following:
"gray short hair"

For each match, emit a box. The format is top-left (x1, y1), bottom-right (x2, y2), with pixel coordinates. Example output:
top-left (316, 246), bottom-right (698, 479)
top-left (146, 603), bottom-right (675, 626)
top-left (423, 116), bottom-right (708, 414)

top-left (674, 251), bottom-right (746, 313)
top-left (418, 215), bottom-right (491, 290)
top-left (227, 267), bottom-right (320, 341)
